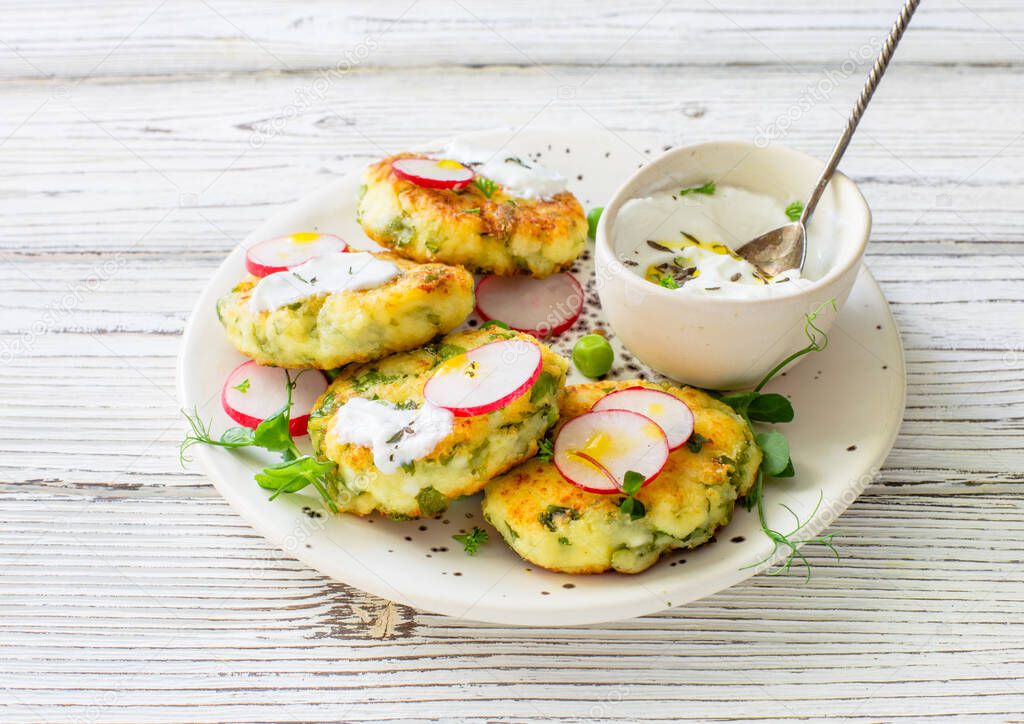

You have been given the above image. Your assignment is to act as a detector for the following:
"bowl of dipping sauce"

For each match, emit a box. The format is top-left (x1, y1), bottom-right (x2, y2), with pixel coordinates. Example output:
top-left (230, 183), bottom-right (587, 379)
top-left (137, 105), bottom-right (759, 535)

top-left (595, 141), bottom-right (871, 389)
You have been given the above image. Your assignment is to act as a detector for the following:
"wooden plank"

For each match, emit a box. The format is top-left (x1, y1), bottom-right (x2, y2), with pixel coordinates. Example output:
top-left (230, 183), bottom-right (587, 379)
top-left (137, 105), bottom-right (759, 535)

top-left (2, 0), bottom-right (1024, 81)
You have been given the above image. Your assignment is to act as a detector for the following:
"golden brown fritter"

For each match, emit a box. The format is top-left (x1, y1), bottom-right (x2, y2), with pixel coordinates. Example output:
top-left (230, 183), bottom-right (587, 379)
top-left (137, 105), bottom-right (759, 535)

top-left (357, 153), bottom-right (587, 278)
top-left (482, 381), bottom-right (762, 574)
top-left (307, 327), bottom-right (569, 518)
top-left (217, 251), bottom-right (474, 369)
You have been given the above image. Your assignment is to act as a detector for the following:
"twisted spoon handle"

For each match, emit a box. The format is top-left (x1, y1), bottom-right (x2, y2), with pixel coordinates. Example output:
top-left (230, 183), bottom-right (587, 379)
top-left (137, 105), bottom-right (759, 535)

top-left (800, 0), bottom-right (921, 225)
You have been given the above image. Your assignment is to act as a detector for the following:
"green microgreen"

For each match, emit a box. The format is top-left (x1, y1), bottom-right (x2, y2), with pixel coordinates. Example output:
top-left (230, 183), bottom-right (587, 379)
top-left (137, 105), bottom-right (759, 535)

top-left (785, 200), bottom-right (804, 222)
top-left (232, 378), bottom-right (251, 393)
top-left (180, 370), bottom-right (338, 513)
top-left (453, 526), bottom-right (489, 555)
top-left (474, 176), bottom-right (498, 198)
top-left (659, 275), bottom-right (681, 290)
top-left (723, 299), bottom-right (841, 579)
top-left (618, 470), bottom-right (646, 520)
top-left (679, 181), bottom-right (715, 196)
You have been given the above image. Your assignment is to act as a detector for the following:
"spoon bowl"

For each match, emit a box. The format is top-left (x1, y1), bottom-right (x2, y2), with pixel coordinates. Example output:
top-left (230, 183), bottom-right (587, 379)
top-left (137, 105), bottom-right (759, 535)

top-left (736, 221), bottom-right (806, 277)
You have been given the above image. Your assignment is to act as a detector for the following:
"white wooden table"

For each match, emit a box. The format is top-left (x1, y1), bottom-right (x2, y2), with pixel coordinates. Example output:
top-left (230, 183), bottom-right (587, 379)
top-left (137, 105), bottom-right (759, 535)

top-left (3, 1), bottom-right (1023, 721)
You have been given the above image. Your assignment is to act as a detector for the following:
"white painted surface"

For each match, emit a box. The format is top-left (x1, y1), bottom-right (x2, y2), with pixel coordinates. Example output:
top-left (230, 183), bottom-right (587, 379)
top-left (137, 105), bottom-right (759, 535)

top-left (1, 1), bottom-right (1023, 721)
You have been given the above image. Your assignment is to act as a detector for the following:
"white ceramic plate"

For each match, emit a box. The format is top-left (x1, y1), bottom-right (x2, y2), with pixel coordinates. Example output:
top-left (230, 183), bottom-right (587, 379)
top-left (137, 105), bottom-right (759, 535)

top-left (177, 129), bottom-right (905, 626)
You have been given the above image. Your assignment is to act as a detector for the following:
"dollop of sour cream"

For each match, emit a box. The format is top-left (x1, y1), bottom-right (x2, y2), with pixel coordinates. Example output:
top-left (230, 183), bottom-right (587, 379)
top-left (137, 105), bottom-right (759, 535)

top-left (249, 252), bottom-right (400, 313)
top-left (616, 185), bottom-right (805, 299)
top-left (328, 397), bottom-right (454, 474)
top-left (443, 141), bottom-right (567, 200)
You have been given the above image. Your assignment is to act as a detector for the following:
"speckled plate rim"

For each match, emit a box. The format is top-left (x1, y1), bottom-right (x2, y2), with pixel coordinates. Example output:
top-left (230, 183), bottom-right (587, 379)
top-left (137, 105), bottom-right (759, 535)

top-left (177, 128), bottom-right (906, 626)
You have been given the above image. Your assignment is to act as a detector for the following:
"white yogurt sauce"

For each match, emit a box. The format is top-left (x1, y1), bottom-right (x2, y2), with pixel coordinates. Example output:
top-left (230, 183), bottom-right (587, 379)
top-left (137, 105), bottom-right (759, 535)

top-left (249, 252), bottom-right (400, 313)
top-left (443, 141), bottom-right (567, 200)
top-left (329, 397), bottom-right (454, 474)
top-left (616, 185), bottom-right (805, 299)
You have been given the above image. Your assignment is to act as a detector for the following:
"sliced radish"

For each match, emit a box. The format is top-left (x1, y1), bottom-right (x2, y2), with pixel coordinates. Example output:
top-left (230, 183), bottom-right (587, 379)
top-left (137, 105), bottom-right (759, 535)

top-left (592, 387), bottom-right (694, 450)
top-left (553, 410), bottom-right (669, 494)
top-left (423, 339), bottom-right (542, 417)
top-left (221, 360), bottom-right (328, 437)
top-left (391, 158), bottom-right (474, 190)
top-left (475, 273), bottom-right (584, 337)
top-left (245, 233), bottom-right (348, 277)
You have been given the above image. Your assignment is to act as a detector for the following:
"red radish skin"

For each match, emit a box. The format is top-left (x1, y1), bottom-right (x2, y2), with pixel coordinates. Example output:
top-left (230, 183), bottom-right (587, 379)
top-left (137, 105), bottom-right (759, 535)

top-left (592, 386), bottom-right (695, 450)
top-left (391, 158), bottom-right (474, 190)
top-left (423, 339), bottom-right (543, 417)
top-left (245, 233), bottom-right (348, 277)
top-left (552, 410), bottom-right (669, 494)
top-left (221, 360), bottom-right (327, 437)
top-left (475, 273), bottom-right (584, 337)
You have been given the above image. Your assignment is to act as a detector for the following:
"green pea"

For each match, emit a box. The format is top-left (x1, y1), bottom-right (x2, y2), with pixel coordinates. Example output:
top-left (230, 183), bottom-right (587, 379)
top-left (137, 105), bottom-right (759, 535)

top-left (572, 334), bottom-right (614, 378)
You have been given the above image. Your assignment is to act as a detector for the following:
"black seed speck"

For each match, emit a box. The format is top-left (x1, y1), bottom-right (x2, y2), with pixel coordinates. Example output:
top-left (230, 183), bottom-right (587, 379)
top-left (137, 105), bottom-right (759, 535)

top-left (562, 583), bottom-right (575, 589)
top-left (576, 174), bottom-right (583, 181)
top-left (425, 554), bottom-right (431, 558)
top-left (730, 536), bottom-right (745, 543)
top-left (876, 324), bottom-right (882, 330)
top-left (541, 591), bottom-right (550, 595)
top-left (882, 365), bottom-right (888, 370)
top-left (453, 572), bottom-right (462, 576)
top-left (404, 536), bottom-right (412, 541)
top-left (418, 525), bottom-right (427, 531)
top-left (468, 318), bottom-right (478, 327)
top-left (465, 512), bottom-right (473, 518)
top-left (439, 547), bottom-right (448, 552)
top-left (847, 445), bottom-right (857, 451)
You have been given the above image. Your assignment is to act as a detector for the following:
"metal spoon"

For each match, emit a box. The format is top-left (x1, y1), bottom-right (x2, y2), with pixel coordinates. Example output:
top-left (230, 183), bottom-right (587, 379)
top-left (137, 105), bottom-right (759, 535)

top-left (736, 0), bottom-right (920, 277)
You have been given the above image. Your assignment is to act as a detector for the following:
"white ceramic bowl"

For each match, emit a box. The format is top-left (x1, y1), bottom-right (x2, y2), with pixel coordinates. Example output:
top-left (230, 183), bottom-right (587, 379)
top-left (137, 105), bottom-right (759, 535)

top-left (595, 141), bottom-right (872, 390)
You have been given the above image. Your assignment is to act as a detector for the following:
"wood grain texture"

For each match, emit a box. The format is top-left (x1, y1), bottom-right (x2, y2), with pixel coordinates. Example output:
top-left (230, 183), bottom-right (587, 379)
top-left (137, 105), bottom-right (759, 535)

top-left (2, 1), bottom-right (1023, 721)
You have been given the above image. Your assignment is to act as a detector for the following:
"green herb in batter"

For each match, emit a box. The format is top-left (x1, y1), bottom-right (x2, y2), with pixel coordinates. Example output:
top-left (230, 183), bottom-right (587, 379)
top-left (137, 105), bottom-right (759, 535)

top-left (474, 176), bottom-right (498, 198)
top-left (454, 526), bottom-right (489, 555)
top-left (539, 504), bottom-right (581, 531)
top-left (685, 432), bottom-right (708, 454)
top-left (416, 486), bottom-right (447, 517)
top-left (351, 369), bottom-right (403, 394)
top-left (537, 437), bottom-right (554, 462)
top-left (529, 371), bottom-right (557, 403)
top-left (679, 181), bottom-right (715, 196)
top-left (785, 200), bottom-right (804, 221)
top-left (618, 470), bottom-right (646, 520)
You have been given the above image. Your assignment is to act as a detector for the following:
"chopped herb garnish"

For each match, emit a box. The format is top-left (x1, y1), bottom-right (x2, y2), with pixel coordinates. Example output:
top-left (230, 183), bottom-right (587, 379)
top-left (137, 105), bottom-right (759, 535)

top-left (647, 240), bottom-right (674, 253)
top-left (463, 207), bottom-right (482, 214)
top-left (537, 437), bottom-right (554, 462)
top-left (232, 378), bottom-right (250, 394)
top-left (785, 200), bottom-right (804, 222)
top-left (659, 275), bottom-right (681, 290)
top-left (453, 526), bottom-right (489, 555)
top-left (679, 181), bottom-right (715, 196)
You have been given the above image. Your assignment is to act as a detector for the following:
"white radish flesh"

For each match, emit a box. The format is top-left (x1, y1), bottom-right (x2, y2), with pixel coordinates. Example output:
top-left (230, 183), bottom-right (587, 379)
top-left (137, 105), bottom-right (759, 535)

top-left (423, 339), bottom-right (542, 417)
top-left (475, 272), bottom-right (584, 337)
top-left (221, 360), bottom-right (328, 437)
top-left (245, 233), bottom-right (348, 277)
top-left (391, 158), bottom-right (474, 190)
top-left (553, 410), bottom-right (669, 493)
top-left (592, 386), bottom-right (695, 450)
